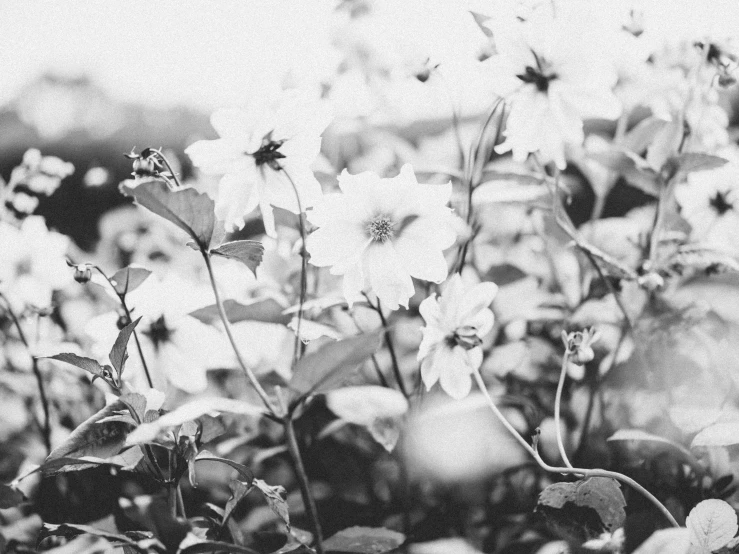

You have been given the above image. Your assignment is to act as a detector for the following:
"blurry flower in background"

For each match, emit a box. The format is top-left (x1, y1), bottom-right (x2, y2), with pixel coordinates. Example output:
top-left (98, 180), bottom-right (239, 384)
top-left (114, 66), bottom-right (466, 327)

top-left (10, 148), bottom-right (74, 197)
top-left (186, 89), bottom-right (332, 236)
top-left (306, 164), bottom-right (460, 310)
top-left (0, 216), bottom-right (71, 312)
top-left (417, 274), bottom-right (498, 399)
top-left (484, 19), bottom-right (622, 169)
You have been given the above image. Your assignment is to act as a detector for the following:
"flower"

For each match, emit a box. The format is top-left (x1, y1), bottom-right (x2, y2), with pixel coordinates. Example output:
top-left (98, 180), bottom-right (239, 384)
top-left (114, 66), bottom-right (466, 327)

top-left (306, 164), bottom-right (460, 310)
top-left (484, 21), bottom-right (621, 169)
top-left (185, 90), bottom-right (332, 236)
top-left (0, 216), bottom-right (71, 312)
top-left (675, 161), bottom-right (739, 253)
top-left (12, 148), bottom-right (75, 196)
top-left (417, 275), bottom-right (498, 399)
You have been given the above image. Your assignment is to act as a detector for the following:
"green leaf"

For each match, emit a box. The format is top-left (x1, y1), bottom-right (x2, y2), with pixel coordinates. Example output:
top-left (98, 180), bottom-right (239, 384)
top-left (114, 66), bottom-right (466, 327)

top-left (0, 483), bottom-right (24, 509)
top-left (210, 240), bottom-right (264, 275)
top-left (288, 331), bottom-right (384, 402)
top-left (109, 317), bottom-right (141, 376)
top-left (42, 353), bottom-right (110, 380)
top-left (253, 478), bottom-right (290, 528)
top-left (178, 541), bottom-right (260, 554)
top-left (119, 392), bottom-right (148, 423)
top-left (692, 420), bottom-right (739, 448)
top-left (120, 178), bottom-right (217, 251)
top-left (189, 298), bottom-right (291, 326)
top-left (322, 526), bottom-right (406, 553)
top-left (664, 244), bottom-right (739, 276)
top-left (14, 448), bottom-right (144, 481)
top-left (575, 241), bottom-right (638, 281)
top-left (588, 149), bottom-right (660, 197)
top-left (666, 153), bottom-right (729, 177)
top-left (608, 429), bottom-right (695, 459)
top-left (632, 529), bottom-right (690, 554)
top-left (41, 523), bottom-right (144, 550)
top-left (223, 479), bottom-right (253, 527)
top-left (193, 450), bottom-right (254, 483)
top-left (623, 116), bottom-right (670, 154)
top-left (41, 534), bottom-right (113, 554)
top-left (686, 499), bottom-right (738, 553)
top-left (110, 265), bottom-right (152, 296)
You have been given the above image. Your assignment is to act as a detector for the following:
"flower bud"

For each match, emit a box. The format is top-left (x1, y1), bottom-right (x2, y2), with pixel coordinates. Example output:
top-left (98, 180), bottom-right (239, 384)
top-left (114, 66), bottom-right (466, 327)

top-left (73, 265), bottom-right (93, 284)
top-left (132, 156), bottom-right (158, 178)
top-left (562, 328), bottom-right (600, 365)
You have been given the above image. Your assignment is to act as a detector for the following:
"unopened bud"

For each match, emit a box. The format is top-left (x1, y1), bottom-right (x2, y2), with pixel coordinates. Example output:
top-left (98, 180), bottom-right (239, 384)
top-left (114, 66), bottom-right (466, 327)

top-left (562, 328), bottom-right (600, 365)
top-left (132, 157), bottom-right (158, 178)
top-left (73, 265), bottom-right (93, 284)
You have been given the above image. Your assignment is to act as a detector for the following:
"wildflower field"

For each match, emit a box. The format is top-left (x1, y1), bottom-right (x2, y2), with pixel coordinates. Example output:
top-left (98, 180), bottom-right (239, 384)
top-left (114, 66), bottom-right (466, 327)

top-left (4, 1), bottom-right (739, 553)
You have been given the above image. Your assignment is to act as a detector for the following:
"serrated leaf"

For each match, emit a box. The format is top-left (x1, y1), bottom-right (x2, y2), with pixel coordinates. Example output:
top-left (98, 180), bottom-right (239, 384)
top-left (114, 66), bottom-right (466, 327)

top-left (288, 331), bottom-right (384, 402)
top-left (42, 353), bottom-right (109, 380)
top-left (0, 483), bottom-right (24, 508)
top-left (692, 420), bottom-right (739, 448)
top-left (575, 241), bottom-right (638, 281)
top-left (120, 178), bottom-right (217, 251)
top-left (537, 477), bottom-right (626, 534)
top-left (253, 479), bottom-right (290, 528)
top-left (109, 317), bottom-right (141, 375)
top-left (210, 240), bottom-right (264, 275)
top-left (686, 499), bottom-right (738, 553)
top-left (322, 526), bottom-right (406, 554)
top-left (110, 265), bottom-right (152, 296)
top-left (189, 298), bottom-right (291, 326)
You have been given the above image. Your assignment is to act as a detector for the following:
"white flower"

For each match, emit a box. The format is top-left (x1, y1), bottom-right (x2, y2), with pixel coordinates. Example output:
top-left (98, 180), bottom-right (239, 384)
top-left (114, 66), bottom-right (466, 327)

top-left (417, 275), bottom-right (498, 399)
top-left (0, 216), bottom-right (71, 312)
top-left (306, 164), bottom-right (460, 310)
top-left (484, 21), bottom-right (621, 169)
top-left (185, 89), bottom-right (331, 236)
top-left (675, 162), bottom-right (739, 253)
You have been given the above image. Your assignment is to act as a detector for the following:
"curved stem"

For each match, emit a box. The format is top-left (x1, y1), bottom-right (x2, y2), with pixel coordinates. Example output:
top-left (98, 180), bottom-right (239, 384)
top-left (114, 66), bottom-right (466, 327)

top-left (202, 252), bottom-right (276, 414)
top-left (554, 351), bottom-right (573, 469)
top-left (1, 294), bottom-right (51, 453)
top-left (154, 150), bottom-right (184, 189)
top-left (471, 369), bottom-right (679, 528)
top-left (364, 293), bottom-right (408, 398)
top-left (281, 169), bottom-right (308, 364)
top-left (284, 417), bottom-right (324, 554)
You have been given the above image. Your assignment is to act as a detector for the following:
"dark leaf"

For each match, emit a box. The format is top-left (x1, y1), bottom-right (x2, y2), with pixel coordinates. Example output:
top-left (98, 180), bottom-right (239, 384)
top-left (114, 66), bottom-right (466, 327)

top-left (41, 523), bottom-right (142, 550)
top-left (253, 478), bottom-right (290, 528)
top-left (120, 178), bottom-right (217, 251)
top-left (483, 263), bottom-right (527, 286)
top-left (179, 541), bottom-right (260, 554)
top-left (0, 483), bottom-right (24, 508)
top-left (41, 534), bottom-right (114, 553)
top-left (109, 317), bottom-right (141, 375)
top-left (119, 392), bottom-right (148, 423)
top-left (110, 265), bottom-right (152, 296)
top-left (41, 353), bottom-right (109, 380)
top-left (190, 298), bottom-right (291, 326)
top-left (288, 331), bottom-right (384, 402)
top-left (193, 451), bottom-right (254, 483)
top-left (223, 479), bottom-right (253, 526)
top-left (210, 240), bottom-right (264, 275)
top-left (322, 526), bottom-right (406, 553)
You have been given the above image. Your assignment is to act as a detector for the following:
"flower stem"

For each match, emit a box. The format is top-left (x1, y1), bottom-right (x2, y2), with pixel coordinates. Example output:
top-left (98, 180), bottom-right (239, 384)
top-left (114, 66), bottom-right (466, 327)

top-left (364, 294), bottom-right (408, 398)
top-left (554, 351), bottom-right (573, 469)
top-left (1, 293), bottom-right (51, 453)
top-left (471, 368), bottom-right (679, 528)
top-left (202, 251), bottom-right (276, 414)
top-left (284, 416), bottom-right (324, 554)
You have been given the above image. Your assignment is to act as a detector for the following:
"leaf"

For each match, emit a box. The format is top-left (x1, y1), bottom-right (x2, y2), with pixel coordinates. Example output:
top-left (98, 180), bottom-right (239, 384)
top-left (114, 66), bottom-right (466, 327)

top-left (623, 116), bottom-right (670, 154)
top-left (588, 149), bottom-right (660, 197)
top-left (288, 331), bottom-right (384, 402)
top-left (469, 11), bottom-right (493, 39)
top-left (189, 298), bottom-right (291, 326)
top-left (0, 483), bottom-right (24, 508)
top-left (41, 523), bottom-right (141, 550)
top-left (473, 179), bottom-right (548, 204)
top-left (109, 317), bottom-right (141, 375)
top-left (322, 526), bottom-right (406, 554)
top-left (575, 241), bottom-right (638, 281)
top-left (289, 317), bottom-right (341, 343)
top-left (253, 478), bottom-right (290, 528)
top-left (664, 245), bottom-right (739, 276)
top-left (210, 240), bottom-right (264, 275)
top-left (42, 534), bottom-right (113, 554)
top-left (120, 178), bottom-right (217, 251)
top-left (537, 477), bottom-right (626, 535)
top-left (110, 265), bottom-right (152, 296)
top-left (15, 448), bottom-right (143, 481)
top-left (223, 479), bottom-right (253, 527)
top-left (42, 353), bottom-right (109, 380)
top-left (179, 541), bottom-right (260, 554)
top-left (668, 153), bottom-right (729, 176)
top-left (119, 392), bottom-right (148, 423)
top-left (193, 450), bottom-right (254, 483)
top-left (686, 499), bottom-right (738, 553)
top-left (608, 429), bottom-right (695, 459)
top-left (692, 420), bottom-right (739, 448)
top-left (632, 528), bottom-right (690, 554)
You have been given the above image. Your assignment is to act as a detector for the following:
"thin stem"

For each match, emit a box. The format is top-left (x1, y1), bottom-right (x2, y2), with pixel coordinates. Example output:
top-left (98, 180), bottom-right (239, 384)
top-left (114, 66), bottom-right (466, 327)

top-left (154, 150), bottom-right (184, 189)
top-left (176, 485), bottom-right (186, 519)
top-left (554, 351), bottom-right (573, 469)
top-left (349, 311), bottom-right (390, 388)
top-left (281, 169), bottom-right (308, 363)
top-left (471, 369), bottom-right (679, 528)
top-left (364, 294), bottom-right (408, 398)
top-left (1, 293), bottom-right (51, 453)
top-left (284, 417), bottom-right (324, 554)
top-left (202, 252), bottom-right (276, 414)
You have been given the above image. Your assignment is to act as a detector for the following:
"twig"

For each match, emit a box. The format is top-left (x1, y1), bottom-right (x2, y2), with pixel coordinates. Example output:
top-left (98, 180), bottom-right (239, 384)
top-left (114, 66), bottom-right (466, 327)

top-left (554, 351), bottom-right (573, 469)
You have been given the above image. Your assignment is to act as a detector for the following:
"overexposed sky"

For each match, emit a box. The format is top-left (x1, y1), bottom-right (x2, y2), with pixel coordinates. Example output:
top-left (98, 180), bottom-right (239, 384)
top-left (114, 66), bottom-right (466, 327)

top-left (3, 0), bottom-right (739, 111)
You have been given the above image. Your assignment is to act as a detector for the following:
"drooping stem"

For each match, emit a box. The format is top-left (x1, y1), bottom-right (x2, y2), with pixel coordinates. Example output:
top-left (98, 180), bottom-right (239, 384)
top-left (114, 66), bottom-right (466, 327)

top-left (554, 351), bottom-right (573, 469)
top-left (364, 293), bottom-right (408, 398)
top-left (154, 150), bottom-right (184, 189)
top-left (284, 417), bottom-right (324, 554)
top-left (1, 294), bottom-right (51, 453)
top-left (202, 252), bottom-right (275, 414)
top-left (281, 169), bottom-right (308, 363)
top-left (93, 266), bottom-right (154, 388)
top-left (471, 369), bottom-right (679, 528)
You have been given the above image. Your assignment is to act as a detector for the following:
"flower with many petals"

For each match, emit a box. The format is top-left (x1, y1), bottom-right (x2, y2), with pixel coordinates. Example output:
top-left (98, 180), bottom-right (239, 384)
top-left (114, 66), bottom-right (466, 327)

top-left (306, 164), bottom-right (460, 310)
top-left (185, 90), bottom-right (332, 236)
top-left (417, 274), bottom-right (498, 399)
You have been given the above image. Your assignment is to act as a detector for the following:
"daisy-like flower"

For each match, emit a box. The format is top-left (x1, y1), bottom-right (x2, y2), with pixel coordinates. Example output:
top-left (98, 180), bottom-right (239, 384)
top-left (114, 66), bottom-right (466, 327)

top-left (484, 20), bottom-right (622, 169)
top-left (0, 216), bottom-right (71, 312)
top-left (185, 90), bottom-right (332, 237)
top-left (675, 161), bottom-right (739, 253)
top-left (417, 275), bottom-right (499, 399)
top-left (305, 164), bottom-right (460, 310)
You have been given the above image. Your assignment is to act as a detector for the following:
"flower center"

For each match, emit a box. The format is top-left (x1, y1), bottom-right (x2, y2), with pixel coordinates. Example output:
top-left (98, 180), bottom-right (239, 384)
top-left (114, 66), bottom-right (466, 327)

top-left (144, 315), bottom-right (173, 350)
top-left (709, 190), bottom-right (733, 215)
top-left (367, 216), bottom-right (395, 243)
top-left (253, 136), bottom-right (286, 170)
top-left (516, 51), bottom-right (557, 92)
top-left (445, 330), bottom-right (482, 351)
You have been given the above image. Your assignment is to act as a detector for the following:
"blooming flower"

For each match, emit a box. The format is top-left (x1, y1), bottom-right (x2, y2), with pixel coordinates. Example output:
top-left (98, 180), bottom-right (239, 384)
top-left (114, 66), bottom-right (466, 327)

top-left (417, 274), bottom-right (498, 399)
top-left (12, 148), bottom-right (75, 196)
top-left (0, 216), bottom-right (71, 312)
top-left (185, 90), bottom-right (332, 236)
top-left (306, 164), bottom-right (460, 310)
top-left (484, 21), bottom-right (621, 169)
